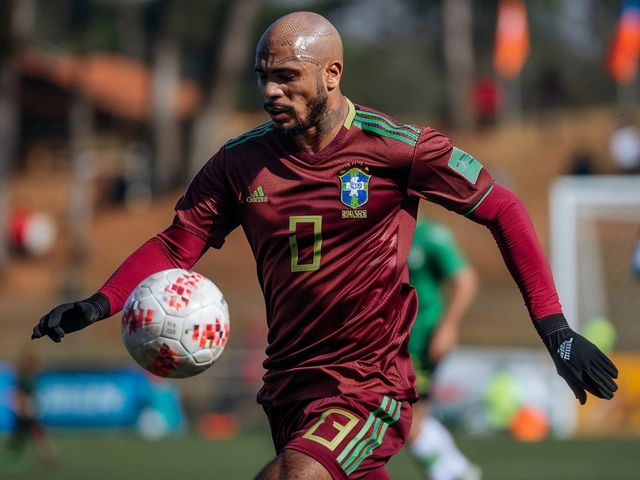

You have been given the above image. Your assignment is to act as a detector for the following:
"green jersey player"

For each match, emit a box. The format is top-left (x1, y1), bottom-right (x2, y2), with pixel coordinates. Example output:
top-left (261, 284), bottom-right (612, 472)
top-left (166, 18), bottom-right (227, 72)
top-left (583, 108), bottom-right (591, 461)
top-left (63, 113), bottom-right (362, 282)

top-left (407, 217), bottom-right (480, 480)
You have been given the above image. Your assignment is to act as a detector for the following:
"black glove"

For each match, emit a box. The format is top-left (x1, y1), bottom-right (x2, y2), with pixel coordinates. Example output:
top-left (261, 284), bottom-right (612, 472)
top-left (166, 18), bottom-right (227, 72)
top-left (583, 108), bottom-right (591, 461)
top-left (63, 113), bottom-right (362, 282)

top-left (32, 293), bottom-right (111, 343)
top-left (535, 314), bottom-right (618, 405)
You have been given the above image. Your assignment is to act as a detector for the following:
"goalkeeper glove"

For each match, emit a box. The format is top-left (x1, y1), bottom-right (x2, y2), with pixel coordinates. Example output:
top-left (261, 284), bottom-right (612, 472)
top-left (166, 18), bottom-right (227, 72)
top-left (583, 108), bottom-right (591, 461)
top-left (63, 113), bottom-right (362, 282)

top-left (31, 293), bottom-right (110, 343)
top-left (534, 314), bottom-right (618, 405)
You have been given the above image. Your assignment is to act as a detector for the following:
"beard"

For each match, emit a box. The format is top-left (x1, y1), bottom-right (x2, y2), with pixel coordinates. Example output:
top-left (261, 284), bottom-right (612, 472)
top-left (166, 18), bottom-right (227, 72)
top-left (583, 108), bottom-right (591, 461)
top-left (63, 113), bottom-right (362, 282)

top-left (282, 89), bottom-right (328, 135)
top-left (265, 77), bottom-right (328, 136)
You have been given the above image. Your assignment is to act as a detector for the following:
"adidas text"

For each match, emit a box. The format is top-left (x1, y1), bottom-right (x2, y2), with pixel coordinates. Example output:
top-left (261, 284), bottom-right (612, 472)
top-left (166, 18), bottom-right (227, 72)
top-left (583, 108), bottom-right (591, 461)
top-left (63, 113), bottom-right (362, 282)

top-left (247, 186), bottom-right (268, 203)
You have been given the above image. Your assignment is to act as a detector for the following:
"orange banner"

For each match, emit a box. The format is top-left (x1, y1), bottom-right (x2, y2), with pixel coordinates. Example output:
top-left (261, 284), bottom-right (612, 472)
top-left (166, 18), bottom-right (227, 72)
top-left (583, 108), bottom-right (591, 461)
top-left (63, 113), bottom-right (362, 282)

top-left (608, 2), bottom-right (640, 84)
top-left (494, 0), bottom-right (529, 79)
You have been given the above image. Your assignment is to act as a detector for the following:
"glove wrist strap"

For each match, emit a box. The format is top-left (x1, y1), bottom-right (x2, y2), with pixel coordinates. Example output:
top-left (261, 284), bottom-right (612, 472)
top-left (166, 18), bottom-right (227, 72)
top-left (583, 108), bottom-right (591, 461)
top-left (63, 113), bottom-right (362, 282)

top-left (533, 314), bottom-right (570, 339)
top-left (85, 293), bottom-right (111, 321)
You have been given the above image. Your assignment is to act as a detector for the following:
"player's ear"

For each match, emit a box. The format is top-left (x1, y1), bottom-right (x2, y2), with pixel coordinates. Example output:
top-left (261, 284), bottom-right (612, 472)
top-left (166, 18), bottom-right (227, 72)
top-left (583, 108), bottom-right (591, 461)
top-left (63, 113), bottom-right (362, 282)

top-left (326, 60), bottom-right (342, 90)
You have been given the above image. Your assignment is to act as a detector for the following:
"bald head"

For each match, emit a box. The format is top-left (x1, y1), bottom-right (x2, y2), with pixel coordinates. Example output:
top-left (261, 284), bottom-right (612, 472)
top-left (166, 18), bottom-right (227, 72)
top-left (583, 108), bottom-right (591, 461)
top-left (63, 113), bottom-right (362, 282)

top-left (257, 12), bottom-right (343, 67)
top-left (255, 12), bottom-right (346, 141)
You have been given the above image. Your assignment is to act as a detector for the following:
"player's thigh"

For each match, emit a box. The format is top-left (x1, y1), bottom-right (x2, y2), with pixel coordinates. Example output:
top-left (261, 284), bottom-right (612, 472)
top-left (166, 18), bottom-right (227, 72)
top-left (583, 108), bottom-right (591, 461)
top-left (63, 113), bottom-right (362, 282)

top-left (409, 399), bottom-right (430, 442)
top-left (255, 448), bottom-right (332, 480)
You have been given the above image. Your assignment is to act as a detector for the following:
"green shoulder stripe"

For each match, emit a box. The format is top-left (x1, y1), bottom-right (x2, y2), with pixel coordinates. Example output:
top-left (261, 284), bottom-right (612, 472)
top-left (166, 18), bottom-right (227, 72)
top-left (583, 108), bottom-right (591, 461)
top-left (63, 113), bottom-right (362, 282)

top-left (354, 115), bottom-right (420, 141)
top-left (225, 122), bottom-right (275, 149)
top-left (359, 110), bottom-right (422, 135)
top-left (354, 109), bottom-right (421, 146)
top-left (353, 119), bottom-right (418, 147)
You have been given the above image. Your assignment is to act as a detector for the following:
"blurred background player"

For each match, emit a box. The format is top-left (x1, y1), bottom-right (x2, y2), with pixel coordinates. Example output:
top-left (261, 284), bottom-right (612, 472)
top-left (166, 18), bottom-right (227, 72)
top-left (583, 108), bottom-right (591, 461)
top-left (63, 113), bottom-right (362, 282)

top-left (1, 350), bottom-right (58, 474)
top-left (407, 216), bottom-right (480, 480)
top-left (633, 228), bottom-right (640, 278)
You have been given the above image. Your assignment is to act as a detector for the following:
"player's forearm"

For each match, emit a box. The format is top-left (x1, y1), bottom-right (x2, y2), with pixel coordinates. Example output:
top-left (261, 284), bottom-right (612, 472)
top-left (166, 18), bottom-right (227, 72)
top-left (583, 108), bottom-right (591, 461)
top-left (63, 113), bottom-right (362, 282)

top-left (98, 225), bottom-right (208, 316)
top-left (439, 267), bottom-right (478, 328)
top-left (467, 183), bottom-right (562, 320)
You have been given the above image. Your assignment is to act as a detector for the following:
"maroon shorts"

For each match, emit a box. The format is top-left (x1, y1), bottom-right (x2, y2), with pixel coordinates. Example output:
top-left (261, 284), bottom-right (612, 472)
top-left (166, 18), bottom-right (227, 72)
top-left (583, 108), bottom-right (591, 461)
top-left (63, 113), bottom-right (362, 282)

top-left (263, 393), bottom-right (412, 479)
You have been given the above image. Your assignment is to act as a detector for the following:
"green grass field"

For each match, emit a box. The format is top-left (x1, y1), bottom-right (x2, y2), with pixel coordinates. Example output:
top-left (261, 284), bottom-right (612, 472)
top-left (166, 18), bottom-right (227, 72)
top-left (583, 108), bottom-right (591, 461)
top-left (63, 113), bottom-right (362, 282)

top-left (3, 429), bottom-right (639, 479)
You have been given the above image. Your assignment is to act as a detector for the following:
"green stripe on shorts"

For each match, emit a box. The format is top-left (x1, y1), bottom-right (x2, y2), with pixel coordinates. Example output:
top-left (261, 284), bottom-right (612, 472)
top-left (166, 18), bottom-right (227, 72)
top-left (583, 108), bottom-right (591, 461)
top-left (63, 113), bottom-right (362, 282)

top-left (336, 396), bottom-right (402, 475)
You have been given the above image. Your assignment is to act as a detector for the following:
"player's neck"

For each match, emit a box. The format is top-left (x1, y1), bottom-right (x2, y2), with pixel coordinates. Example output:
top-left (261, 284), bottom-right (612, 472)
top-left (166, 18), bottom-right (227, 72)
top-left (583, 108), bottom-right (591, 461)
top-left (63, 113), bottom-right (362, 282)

top-left (292, 95), bottom-right (348, 154)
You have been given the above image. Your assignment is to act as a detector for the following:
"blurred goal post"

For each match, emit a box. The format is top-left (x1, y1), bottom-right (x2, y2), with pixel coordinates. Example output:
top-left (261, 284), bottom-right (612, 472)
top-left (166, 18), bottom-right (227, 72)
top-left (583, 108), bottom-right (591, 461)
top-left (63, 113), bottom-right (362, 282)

top-left (549, 176), bottom-right (640, 345)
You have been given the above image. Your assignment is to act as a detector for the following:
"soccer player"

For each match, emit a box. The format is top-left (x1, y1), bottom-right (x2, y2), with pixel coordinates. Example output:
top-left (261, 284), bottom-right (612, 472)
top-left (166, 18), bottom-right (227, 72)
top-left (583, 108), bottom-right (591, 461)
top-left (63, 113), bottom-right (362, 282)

top-left (407, 217), bottom-right (480, 480)
top-left (1, 351), bottom-right (58, 473)
top-left (32, 11), bottom-right (618, 480)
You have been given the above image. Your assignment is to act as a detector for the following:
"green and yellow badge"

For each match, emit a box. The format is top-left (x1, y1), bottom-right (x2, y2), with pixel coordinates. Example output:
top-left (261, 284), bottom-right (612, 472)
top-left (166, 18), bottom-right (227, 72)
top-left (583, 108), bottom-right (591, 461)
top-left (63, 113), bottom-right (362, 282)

top-left (340, 168), bottom-right (370, 209)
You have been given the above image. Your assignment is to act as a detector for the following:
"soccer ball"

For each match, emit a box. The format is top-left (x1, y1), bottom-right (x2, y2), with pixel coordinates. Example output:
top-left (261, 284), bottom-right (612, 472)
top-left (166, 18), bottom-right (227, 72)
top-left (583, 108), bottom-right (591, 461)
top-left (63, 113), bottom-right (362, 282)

top-left (121, 269), bottom-right (230, 378)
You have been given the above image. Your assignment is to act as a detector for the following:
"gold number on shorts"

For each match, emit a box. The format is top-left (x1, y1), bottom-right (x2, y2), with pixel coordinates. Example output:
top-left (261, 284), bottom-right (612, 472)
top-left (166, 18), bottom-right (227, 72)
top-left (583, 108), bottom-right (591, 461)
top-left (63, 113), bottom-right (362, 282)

top-left (302, 408), bottom-right (359, 451)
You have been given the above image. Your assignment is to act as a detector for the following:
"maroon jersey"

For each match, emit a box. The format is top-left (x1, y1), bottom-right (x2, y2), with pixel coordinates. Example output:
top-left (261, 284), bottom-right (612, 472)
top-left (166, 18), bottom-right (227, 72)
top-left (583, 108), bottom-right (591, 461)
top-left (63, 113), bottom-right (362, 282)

top-left (174, 99), bottom-right (493, 406)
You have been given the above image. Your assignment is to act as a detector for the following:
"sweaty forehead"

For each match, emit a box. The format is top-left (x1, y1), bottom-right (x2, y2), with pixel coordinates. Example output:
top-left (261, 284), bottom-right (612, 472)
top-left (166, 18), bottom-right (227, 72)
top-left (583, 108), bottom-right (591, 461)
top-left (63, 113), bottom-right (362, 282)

top-left (256, 12), bottom-right (342, 67)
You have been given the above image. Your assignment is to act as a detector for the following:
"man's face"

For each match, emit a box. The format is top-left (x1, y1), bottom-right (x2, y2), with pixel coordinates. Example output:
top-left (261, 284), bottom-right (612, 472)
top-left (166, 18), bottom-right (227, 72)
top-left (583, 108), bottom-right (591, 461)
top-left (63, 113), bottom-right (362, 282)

top-left (255, 41), bottom-right (328, 135)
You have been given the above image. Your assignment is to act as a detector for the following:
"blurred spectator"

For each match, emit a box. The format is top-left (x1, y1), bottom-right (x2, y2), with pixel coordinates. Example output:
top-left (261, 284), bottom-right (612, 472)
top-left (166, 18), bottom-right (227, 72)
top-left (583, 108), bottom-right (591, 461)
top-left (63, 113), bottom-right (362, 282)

top-left (567, 149), bottom-right (597, 176)
top-left (99, 142), bottom-right (153, 214)
top-left (472, 76), bottom-right (502, 128)
top-left (609, 118), bottom-right (640, 174)
top-left (1, 351), bottom-right (58, 474)
top-left (535, 66), bottom-right (566, 121)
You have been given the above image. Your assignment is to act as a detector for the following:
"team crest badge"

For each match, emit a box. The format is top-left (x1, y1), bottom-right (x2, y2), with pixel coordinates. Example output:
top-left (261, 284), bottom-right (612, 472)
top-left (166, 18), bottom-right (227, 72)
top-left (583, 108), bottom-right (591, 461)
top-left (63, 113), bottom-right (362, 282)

top-left (340, 168), bottom-right (371, 209)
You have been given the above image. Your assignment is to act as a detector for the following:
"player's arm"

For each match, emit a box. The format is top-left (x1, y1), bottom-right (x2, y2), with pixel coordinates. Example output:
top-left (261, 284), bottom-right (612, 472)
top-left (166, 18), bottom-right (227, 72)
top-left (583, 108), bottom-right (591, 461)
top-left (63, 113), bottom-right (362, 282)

top-left (429, 265), bottom-right (478, 363)
top-left (406, 129), bottom-right (617, 403)
top-left (32, 148), bottom-right (238, 343)
top-left (31, 226), bottom-right (208, 343)
top-left (467, 183), bottom-right (618, 404)
top-left (424, 226), bottom-right (478, 362)
top-left (440, 266), bottom-right (478, 330)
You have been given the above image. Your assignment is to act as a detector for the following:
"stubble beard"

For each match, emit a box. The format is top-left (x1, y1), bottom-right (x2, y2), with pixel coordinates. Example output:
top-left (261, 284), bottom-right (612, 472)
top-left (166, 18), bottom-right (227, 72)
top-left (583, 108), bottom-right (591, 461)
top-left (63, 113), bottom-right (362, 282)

top-left (282, 84), bottom-right (328, 136)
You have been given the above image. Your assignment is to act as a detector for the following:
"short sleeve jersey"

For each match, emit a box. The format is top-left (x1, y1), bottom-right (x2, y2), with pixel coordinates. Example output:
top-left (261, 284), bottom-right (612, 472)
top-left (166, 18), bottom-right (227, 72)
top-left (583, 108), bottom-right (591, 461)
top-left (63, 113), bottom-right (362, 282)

top-left (407, 218), bottom-right (468, 357)
top-left (174, 99), bottom-right (493, 406)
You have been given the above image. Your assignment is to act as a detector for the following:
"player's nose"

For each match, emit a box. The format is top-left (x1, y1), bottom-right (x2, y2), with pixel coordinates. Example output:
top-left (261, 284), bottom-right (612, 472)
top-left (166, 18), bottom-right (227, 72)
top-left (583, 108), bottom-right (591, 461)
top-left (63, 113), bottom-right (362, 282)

top-left (264, 80), bottom-right (284, 100)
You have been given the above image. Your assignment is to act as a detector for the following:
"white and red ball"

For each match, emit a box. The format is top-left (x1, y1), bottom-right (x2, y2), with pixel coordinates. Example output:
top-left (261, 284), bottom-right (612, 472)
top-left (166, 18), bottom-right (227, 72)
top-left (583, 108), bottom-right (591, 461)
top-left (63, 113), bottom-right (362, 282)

top-left (121, 269), bottom-right (230, 378)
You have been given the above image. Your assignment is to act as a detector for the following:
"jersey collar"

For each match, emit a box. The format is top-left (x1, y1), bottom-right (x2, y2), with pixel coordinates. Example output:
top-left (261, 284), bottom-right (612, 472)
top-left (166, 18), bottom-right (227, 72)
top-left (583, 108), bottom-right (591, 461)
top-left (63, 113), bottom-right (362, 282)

top-left (343, 97), bottom-right (356, 129)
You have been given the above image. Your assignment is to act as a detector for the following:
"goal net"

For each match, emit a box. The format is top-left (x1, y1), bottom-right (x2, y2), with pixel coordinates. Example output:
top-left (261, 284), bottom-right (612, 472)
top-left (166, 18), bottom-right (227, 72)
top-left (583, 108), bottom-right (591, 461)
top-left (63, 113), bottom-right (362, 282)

top-left (549, 175), bottom-right (640, 351)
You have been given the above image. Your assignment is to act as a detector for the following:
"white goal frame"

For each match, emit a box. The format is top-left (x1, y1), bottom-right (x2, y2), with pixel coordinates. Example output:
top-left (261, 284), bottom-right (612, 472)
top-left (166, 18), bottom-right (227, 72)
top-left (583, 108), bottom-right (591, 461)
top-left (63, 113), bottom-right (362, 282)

top-left (549, 175), bottom-right (640, 331)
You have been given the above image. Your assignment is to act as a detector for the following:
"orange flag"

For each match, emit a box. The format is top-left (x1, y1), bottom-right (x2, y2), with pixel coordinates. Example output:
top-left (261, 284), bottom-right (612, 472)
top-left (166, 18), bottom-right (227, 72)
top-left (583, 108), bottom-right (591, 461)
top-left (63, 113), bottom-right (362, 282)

top-left (494, 0), bottom-right (530, 79)
top-left (608, 1), bottom-right (640, 85)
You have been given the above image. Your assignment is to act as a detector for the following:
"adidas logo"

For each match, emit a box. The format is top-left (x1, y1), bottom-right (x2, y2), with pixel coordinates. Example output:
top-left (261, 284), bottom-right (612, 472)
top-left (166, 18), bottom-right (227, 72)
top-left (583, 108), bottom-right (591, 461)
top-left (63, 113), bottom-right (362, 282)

top-left (558, 338), bottom-right (573, 360)
top-left (246, 186), bottom-right (268, 203)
